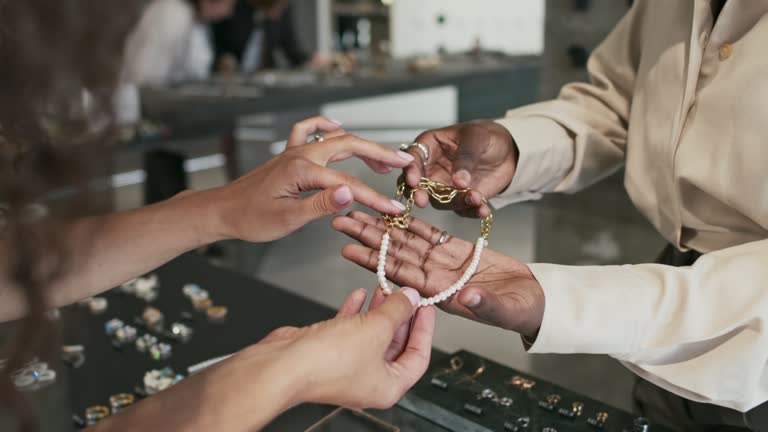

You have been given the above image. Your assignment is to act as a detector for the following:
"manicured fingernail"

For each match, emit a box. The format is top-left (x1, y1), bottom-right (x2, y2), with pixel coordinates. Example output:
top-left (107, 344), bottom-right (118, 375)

top-left (397, 151), bottom-right (415, 161)
top-left (390, 200), bottom-right (406, 211)
top-left (455, 169), bottom-right (471, 182)
top-left (334, 185), bottom-right (353, 206)
top-left (330, 118), bottom-right (343, 126)
top-left (464, 292), bottom-right (481, 307)
top-left (401, 287), bottom-right (421, 307)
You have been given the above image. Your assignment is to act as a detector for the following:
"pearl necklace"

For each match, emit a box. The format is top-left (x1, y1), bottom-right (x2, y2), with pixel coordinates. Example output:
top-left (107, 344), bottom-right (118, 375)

top-left (378, 177), bottom-right (493, 308)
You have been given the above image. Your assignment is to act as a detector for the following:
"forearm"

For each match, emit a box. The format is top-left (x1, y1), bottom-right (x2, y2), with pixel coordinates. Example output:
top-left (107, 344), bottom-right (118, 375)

top-left (527, 239), bottom-right (768, 410)
top-left (0, 189), bottom-right (227, 322)
top-left (92, 345), bottom-right (301, 431)
top-left (491, 3), bottom-right (642, 207)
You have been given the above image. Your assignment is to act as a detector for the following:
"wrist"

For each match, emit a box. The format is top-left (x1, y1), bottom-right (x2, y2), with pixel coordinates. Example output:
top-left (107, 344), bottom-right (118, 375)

top-left (235, 342), bottom-right (309, 408)
top-left (187, 187), bottom-right (234, 244)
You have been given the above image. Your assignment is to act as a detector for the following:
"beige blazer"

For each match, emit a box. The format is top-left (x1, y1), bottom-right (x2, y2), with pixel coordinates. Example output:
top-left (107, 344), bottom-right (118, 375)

top-left (491, 0), bottom-right (768, 411)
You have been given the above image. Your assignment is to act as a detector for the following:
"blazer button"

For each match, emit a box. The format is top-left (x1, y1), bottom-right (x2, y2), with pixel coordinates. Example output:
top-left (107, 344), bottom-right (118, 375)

top-left (719, 43), bottom-right (733, 61)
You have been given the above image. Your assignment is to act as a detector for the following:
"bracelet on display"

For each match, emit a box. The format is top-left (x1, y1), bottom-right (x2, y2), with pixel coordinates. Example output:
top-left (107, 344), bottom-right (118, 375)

top-left (379, 175), bottom-right (493, 307)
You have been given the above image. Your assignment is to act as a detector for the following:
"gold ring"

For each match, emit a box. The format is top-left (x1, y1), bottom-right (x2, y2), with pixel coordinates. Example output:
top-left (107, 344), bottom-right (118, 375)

top-left (206, 305), bottom-right (228, 321)
top-left (193, 298), bottom-right (213, 311)
top-left (109, 393), bottom-right (135, 413)
top-left (85, 405), bottom-right (110, 425)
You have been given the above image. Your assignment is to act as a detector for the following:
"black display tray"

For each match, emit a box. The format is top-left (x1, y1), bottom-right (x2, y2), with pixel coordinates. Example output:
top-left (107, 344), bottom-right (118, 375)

top-left (398, 350), bottom-right (669, 432)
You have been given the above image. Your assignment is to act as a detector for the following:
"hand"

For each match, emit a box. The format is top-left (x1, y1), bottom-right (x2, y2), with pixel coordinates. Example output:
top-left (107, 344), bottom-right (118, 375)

top-left (405, 121), bottom-right (518, 218)
top-left (210, 116), bottom-right (415, 243)
top-left (95, 288), bottom-right (434, 431)
top-left (332, 211), bottom-right (544, 337)
top-left (248, 287), bottom-right (436, 410)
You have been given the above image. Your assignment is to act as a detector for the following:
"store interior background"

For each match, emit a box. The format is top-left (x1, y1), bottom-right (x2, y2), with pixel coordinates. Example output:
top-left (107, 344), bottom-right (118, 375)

top-left (113, 0), bottom-right (655, 412)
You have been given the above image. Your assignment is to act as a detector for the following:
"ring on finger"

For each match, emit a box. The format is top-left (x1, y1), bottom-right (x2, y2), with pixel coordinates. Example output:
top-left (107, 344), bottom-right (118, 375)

top-left (436, 231), bottom-right (450, 246)
top-left (400, 142), bottom-right (429, 166)
top-left (313, 133), bottom-right (325, 143)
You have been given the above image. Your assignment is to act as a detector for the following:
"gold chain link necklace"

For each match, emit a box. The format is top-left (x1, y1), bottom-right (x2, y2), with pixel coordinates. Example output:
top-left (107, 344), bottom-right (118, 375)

top-left (377, 177), bottom-right (493, 307)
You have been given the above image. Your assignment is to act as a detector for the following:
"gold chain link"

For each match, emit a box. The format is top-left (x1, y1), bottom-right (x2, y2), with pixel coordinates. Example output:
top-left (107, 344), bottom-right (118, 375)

top-left (381, 177), bottom-right (493, 239)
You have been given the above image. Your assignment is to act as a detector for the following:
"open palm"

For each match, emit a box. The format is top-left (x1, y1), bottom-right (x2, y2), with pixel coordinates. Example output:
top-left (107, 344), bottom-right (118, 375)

top-left (332, 211), bottom-right (544, 336)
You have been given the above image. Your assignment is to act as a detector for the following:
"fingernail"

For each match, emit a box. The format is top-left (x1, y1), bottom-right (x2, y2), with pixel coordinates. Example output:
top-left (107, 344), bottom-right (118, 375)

top-left (333, 185), bottom-right (353, 206)
top-left (455, 169), bottom-right (471, 182)
top-left (464, 292), bottom-right (481, 307)
top-left (400, 287), bottom-right (421, 307)
top-left (390, 200), bottom-right (406, 212)
top-left (330, 118), bottom-right (343, 126)
top-left (397, 151), bottom-right (415, 161)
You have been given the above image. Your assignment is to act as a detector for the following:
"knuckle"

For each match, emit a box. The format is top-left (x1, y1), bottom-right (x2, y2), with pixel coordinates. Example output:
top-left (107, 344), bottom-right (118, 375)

top-left (266, 326), bottom-right (299, 340)
top-left (311, 195), bottom-right (332, 215)
top-left (290, 122), bottom-right (304, 136)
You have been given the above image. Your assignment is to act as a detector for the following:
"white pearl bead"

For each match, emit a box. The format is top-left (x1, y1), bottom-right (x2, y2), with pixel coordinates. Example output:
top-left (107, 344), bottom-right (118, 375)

top-left (377, 232), bottom-right (486, 307)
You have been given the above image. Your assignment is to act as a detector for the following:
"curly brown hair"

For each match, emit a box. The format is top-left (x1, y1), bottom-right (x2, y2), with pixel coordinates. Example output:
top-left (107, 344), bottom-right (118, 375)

top-left (0, 1), bottom-right (146, 430)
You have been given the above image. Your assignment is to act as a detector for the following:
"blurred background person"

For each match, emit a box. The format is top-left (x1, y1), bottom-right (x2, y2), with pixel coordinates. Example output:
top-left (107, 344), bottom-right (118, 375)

top-left (123, 0), bottom-right (236, 86)
top-left (213, 0), bottom-right (325, 74)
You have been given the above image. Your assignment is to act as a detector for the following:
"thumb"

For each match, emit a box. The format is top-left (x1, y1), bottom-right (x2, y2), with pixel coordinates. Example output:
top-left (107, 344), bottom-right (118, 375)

top-left (457, 285), bottom-right (540, 335)
top-left (369, 288), bottom-right (421, 337)
top-left (301, 184), bottom-right (353, 223)
top-left (451, 124), bottom-right (492, 188)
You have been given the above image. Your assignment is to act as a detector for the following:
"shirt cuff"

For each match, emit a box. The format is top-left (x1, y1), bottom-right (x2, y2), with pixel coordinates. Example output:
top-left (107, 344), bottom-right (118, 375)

top-left (525, 263), bottom-right (659, 355)
top-left (490, 116), bottom-right (574, 208)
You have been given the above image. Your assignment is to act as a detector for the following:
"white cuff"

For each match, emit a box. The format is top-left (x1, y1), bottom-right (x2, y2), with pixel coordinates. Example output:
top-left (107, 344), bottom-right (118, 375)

top-left (490, 116), bottom-right (574, 208)
top-left (525, 263), bottom-right (658, 355)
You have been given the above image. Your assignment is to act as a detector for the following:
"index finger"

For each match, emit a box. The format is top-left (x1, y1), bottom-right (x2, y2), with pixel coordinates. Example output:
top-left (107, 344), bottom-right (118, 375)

top-left (303, 165), bottom-right (406, 215)
top-left (304, 135), bottom-right (415, 169)
top-left (336, 288), bottom-right (368, 318)
top-left (287, 116), bottom-right (344, 147)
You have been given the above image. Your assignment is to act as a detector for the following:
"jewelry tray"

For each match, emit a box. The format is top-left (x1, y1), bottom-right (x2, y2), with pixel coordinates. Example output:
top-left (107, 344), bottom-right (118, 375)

top-left (397, 350), bottom-right (672, 432)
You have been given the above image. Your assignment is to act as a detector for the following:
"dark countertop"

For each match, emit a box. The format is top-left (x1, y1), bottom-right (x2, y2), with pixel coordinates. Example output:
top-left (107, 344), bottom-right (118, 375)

top-left (10, 253), bottom-right (447, 431)
top-left (136, 55), bottom-right (540, 146)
